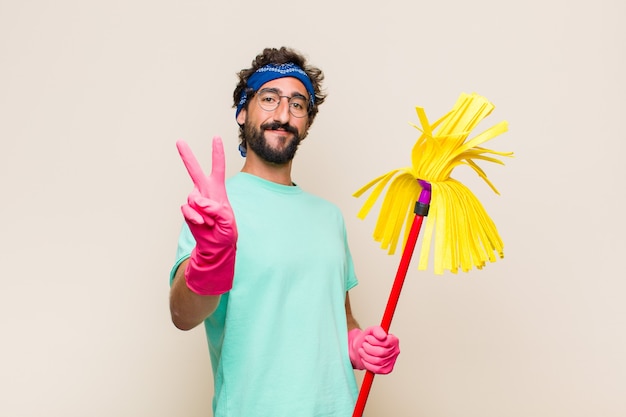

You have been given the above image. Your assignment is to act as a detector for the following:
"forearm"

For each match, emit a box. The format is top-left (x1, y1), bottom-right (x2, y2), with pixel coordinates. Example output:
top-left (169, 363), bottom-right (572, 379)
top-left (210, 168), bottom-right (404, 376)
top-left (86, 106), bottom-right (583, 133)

top-left (169, 259), bottom-right (221, 330)
top-left (344, 293), bottom-right (361, 331)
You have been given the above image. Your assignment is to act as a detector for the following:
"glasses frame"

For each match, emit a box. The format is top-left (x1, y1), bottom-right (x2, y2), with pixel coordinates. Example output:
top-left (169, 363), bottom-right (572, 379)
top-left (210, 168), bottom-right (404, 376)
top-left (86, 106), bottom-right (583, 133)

top-left (254, 88), bottom-right (310, 118)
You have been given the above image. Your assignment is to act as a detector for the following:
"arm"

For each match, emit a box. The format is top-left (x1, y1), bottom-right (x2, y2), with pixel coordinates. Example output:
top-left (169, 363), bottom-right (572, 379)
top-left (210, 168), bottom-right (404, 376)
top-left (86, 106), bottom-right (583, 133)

top-left (169, 258), bottom-right (221, 330)
top-left (345, 292), bottom-right (360, 331)
top-left (169, 137), bottom-right (237, 330)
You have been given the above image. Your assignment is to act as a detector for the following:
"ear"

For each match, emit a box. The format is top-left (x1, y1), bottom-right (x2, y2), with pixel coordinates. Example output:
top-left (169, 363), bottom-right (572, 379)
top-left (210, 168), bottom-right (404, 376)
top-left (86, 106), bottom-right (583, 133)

top-left (236, 108), bottom-right (247, 126)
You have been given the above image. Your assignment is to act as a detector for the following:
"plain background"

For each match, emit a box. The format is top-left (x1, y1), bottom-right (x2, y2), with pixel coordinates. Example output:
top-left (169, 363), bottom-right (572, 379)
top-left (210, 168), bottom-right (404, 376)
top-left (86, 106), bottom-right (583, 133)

top-left (1, 1), bottom-right (624, 416)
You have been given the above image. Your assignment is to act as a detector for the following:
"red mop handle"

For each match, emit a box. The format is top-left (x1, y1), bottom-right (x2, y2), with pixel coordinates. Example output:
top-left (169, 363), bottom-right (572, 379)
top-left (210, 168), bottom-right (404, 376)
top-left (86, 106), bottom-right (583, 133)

top-left (352, 181), bottom-right (431, 417)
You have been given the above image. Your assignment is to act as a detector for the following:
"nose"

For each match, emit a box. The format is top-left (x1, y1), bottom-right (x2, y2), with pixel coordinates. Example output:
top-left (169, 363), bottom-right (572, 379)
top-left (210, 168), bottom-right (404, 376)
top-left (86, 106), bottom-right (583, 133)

top-left (273, 96), bottom-right (291, 123)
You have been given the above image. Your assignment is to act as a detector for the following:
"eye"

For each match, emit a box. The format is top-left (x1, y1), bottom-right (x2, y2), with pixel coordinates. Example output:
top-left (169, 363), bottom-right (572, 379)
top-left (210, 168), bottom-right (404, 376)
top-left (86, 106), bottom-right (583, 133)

top-left (260, 93), bottom-right (278, 104)
top-left (290, 97), bottom-right (307, 110)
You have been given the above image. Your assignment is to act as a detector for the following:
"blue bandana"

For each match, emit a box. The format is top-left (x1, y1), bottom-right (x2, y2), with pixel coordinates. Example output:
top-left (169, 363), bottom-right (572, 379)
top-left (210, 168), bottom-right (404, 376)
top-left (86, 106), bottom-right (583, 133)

top-left (235, 62), bottom-right (315, 118)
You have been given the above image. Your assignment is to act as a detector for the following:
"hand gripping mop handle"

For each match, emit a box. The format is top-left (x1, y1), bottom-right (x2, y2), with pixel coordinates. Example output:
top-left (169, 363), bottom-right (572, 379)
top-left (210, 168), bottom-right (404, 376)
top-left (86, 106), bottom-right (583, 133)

top-left (352, 180), bottom-right (431, 417)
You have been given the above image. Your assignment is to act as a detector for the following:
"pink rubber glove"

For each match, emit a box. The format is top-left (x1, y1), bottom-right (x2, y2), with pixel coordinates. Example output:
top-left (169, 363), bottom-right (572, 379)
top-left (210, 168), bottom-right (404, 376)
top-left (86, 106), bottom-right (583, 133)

top-left (176, 137), bottom-right (237, 295)
top-left (348, 326), bottom-right (400, 374)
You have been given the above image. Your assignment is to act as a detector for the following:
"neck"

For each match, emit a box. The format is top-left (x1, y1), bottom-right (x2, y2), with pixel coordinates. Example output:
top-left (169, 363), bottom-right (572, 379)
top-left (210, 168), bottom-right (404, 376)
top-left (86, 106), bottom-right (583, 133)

top-left (240, 152), bottom-right (294, 186)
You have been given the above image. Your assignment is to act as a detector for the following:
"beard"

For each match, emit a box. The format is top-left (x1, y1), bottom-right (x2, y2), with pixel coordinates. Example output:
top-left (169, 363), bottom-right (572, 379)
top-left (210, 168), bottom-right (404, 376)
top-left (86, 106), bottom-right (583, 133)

top-left (244, 121), bottom-right (305, 165)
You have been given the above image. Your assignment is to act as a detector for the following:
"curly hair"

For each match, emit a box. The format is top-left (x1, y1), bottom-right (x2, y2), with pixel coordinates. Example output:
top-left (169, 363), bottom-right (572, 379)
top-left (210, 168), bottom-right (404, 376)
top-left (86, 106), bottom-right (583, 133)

top-left (233, 47), bottom-right (327, 140)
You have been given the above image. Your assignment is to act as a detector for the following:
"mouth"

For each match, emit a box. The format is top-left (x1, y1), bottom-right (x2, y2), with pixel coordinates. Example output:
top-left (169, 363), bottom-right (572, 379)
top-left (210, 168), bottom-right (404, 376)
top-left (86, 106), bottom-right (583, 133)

top-left (266, 127), bottom-right (288, 134)
top-left (264, 129), bottom-right (291, 142)
top-left (262, 123), bottom-right (296, 136)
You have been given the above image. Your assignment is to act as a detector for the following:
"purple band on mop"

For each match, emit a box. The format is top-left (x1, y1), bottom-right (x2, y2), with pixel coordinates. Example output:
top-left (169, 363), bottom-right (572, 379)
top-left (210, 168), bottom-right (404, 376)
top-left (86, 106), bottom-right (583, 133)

top-left (235, 62), bottom-right (315, 118)
top-left (418, 179), bottom-right (432, 205)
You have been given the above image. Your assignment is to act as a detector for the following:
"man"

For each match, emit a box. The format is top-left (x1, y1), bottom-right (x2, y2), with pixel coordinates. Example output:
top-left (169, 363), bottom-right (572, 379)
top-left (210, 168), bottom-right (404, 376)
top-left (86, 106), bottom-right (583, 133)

top-left (170, 46), bottom-right (400, 417)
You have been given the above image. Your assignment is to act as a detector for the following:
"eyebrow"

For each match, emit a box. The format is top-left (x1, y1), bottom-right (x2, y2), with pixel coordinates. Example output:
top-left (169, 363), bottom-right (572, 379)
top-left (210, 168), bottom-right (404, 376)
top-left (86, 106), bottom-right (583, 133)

top-left (259, 87), bottom-right (307, 100)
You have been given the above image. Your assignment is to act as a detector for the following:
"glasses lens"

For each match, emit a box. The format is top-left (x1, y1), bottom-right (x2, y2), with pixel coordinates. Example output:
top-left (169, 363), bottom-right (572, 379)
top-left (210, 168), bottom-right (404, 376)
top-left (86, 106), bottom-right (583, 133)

top-left (257, 90), bottom-right (280, 111)
top-left (287, 97), bottom-right (308, 118)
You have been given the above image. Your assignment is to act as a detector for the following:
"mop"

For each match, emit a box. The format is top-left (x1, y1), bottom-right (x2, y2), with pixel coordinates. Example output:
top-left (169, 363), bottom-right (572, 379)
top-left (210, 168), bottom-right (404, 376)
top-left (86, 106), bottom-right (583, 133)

top-left (352, 92), bottom-right (512, 416)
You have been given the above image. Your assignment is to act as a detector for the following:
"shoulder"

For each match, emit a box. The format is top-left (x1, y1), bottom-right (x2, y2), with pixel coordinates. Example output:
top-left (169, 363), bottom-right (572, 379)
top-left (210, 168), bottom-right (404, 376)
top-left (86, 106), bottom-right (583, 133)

top-left (297, 188), bottom-right (347, 223)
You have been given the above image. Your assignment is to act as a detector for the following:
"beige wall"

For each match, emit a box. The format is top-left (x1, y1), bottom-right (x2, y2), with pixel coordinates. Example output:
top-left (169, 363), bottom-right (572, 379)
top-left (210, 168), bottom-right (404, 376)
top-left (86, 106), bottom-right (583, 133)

top-left (1, 1), bottom-right (624, 416)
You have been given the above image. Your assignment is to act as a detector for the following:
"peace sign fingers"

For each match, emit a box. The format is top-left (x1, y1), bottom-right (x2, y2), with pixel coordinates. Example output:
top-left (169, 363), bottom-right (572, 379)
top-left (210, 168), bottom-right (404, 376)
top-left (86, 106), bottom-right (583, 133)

top-left (176, 136), bottom-right (227, 202)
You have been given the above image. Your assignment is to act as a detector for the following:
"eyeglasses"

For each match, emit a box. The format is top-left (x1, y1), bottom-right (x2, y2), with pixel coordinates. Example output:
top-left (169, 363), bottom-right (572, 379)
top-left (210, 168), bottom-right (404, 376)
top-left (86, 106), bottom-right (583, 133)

top-left (256, 89), bottom-right (310, 118)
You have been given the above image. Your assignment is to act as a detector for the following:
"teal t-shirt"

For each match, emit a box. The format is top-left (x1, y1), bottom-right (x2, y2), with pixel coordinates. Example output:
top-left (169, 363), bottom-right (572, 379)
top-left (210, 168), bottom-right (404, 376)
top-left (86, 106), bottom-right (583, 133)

top-left (171, 173), bottom-right (359, 417)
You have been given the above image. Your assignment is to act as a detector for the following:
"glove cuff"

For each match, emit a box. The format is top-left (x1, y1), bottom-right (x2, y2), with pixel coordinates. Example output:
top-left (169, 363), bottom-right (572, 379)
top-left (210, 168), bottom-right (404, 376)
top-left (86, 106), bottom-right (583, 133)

top-left (348, 328), bottom-right (366, 370)
top-left (185, 244), bottom-right (236, 295)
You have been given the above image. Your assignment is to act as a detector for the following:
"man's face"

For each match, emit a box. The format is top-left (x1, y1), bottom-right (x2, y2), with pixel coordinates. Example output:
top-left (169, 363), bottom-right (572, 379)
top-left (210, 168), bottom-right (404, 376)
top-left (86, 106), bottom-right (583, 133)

top-left (237, 77), bottom-right (310, 164)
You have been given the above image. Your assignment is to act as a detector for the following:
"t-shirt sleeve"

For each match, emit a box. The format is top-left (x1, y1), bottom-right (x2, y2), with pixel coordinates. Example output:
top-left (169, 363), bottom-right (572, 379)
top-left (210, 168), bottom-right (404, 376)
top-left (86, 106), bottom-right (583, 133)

top-left (342, 221), bottom-right (359, 291)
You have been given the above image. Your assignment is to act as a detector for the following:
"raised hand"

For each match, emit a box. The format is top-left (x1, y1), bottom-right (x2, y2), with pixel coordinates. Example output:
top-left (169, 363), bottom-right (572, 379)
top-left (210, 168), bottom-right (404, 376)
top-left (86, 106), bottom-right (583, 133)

top-left (176, 136), bottom-right (238, 295)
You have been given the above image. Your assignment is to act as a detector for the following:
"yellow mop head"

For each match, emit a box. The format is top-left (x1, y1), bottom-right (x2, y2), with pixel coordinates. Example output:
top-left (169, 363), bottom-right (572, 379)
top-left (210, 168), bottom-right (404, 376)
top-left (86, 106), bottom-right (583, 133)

top-left (353, 92), bottom-right (512, 274)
